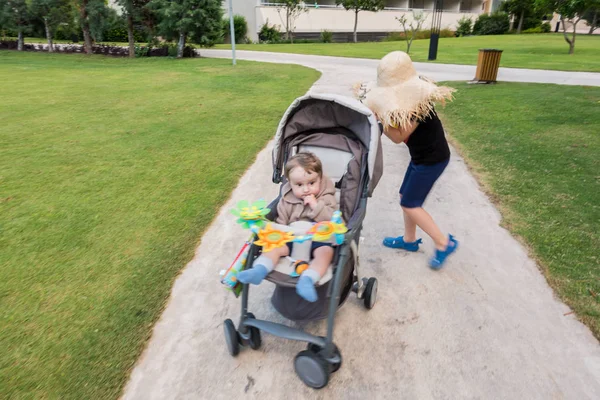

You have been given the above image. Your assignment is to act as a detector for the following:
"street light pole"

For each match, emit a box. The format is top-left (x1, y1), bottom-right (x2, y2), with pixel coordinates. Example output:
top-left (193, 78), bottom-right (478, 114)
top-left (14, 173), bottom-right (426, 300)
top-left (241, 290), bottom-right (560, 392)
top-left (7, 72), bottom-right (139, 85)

top-left (228, 0), bottom-right (236, 65)
top-left (428, 0), bottom-right (443, 61)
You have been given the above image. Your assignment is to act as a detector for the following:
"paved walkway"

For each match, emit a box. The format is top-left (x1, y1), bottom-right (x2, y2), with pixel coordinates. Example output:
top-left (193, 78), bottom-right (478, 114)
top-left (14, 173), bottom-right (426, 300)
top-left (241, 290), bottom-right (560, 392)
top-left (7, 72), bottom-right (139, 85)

top-left (122, 51), bottom-right (600, 399)
top-left (201, 49), bottom-right (600, 87)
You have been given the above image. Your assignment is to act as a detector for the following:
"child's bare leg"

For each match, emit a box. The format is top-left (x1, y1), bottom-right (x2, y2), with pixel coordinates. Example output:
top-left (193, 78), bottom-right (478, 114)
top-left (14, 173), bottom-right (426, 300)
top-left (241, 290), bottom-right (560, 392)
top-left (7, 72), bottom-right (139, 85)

top-left (296, 246), bottom-right (334, 302)
top-left (403, 209), bottom-right (418, 243)
top-left (402, 206), bottom-right (448, 250)
top-left (238, 245), bottom-right (289, 285)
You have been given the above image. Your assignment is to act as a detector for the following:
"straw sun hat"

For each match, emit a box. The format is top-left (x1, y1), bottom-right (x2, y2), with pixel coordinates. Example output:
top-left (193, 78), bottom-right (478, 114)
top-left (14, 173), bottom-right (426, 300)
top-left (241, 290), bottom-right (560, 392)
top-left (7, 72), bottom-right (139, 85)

top-left (354, 51), bottom-right (456, 129)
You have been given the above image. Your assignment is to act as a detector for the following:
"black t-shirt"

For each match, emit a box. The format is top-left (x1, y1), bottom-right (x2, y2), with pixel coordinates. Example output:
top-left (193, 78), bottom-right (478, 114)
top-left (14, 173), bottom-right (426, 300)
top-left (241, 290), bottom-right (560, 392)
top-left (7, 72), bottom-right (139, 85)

top-left (405, 111), bottom-right (450, 165)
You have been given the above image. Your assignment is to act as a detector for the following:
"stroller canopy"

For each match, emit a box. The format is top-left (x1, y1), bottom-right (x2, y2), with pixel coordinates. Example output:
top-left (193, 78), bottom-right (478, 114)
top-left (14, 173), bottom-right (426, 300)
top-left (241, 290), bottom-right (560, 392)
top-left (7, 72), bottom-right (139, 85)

top-left (272, 93), bottom-right (383, 197)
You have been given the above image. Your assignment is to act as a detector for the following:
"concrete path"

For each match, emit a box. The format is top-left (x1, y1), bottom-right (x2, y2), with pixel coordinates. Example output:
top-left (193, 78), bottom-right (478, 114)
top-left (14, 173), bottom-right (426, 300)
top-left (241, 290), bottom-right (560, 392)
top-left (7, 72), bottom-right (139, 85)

top-left (122, 51), bottom-right (600, 399)
top-left (200, 49), bottom-right (600, 87)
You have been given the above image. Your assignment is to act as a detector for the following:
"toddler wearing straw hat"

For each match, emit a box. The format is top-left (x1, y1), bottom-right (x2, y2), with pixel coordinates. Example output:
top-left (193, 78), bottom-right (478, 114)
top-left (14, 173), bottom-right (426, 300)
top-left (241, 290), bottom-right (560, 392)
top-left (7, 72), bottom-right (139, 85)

top-left (356, 51), bottom-right (458, 269)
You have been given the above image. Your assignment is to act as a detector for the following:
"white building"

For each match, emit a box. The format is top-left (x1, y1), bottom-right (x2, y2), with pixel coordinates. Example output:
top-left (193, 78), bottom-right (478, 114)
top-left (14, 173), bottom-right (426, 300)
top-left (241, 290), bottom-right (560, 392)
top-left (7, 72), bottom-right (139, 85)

top-left (227, 0), bottom-right (495, 42)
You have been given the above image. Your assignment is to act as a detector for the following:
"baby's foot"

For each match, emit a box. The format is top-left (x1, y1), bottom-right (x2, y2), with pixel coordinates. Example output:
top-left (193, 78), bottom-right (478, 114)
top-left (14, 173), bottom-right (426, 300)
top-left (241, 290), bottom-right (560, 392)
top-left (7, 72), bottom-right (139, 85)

top-left (296, 274), bottom-right (318, 302)
top-left (237, 264), bottom-right (269, 285)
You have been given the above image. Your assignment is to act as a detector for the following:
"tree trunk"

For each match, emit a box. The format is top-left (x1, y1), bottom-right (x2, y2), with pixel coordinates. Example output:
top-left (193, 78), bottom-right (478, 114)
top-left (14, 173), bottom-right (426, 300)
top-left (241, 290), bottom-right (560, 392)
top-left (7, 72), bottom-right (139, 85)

top-left (17, 30), bottom-right (23, 51)
top-left (570, 20), bottom-right (578, 55)
top-left (177, 32), bottom-right (186, 58)
top-left (560, 17), bottom-right (575, 54)
top-left (80, 0), bottom-right (93, 54)
top-left (127, 13), bottom-right (135, 58)
top-left (353, 10), bottom-right (359, 43)
top-left (44, 17), bottom-right (54, 53)
top-left (517, 10), bottom-right (524, 34)
top-left (590, 11), bottom-right (598, 34)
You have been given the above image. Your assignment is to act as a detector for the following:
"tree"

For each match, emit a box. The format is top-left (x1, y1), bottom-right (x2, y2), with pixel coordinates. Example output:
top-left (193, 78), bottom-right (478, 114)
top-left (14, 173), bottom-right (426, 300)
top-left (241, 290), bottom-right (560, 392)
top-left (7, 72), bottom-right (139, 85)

top-left (396, 11), bottom-right (427, 54)
top-left (149, 0), bottom-right (223, 58)
top-left (536, 0), bottom-right (592, 54)
top-left (116, 0), bottom-right (135, 57)
top-left (115, 0), bottom-right (153, 57)
top-left (2, 0), bottom-right (31, 50)
top-left (335, 0), bottom-right (384, 43)
top-left (276, 0), bottom-right (307, 43)
top-left (73, 0), bottom-right (109, 54)
top-left (31, 0), bottom-right (72, 52)
top-left (583, 1), bottom-right (599, 33)
top-left (501, 0), bottom-right (536, 33)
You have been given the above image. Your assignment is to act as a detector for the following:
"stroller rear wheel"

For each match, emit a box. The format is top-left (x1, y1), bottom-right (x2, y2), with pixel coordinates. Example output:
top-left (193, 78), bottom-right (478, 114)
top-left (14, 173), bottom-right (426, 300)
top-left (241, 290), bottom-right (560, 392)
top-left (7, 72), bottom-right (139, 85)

top-left (294, 350), bottom-right (330, 389)
top-left (364, 277), bottom-right (378, 310)
top-left (223, 319), bottom-right (240, 357)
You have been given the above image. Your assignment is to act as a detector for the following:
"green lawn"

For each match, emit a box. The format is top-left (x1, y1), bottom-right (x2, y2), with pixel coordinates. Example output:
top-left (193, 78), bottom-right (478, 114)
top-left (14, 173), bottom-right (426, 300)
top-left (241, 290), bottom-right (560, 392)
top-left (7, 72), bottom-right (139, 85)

top-left (0, 51), bottom-right (319, 399)
top-left (439, 82), bottom-right (600, 337)
top-left (216, 34), bottom-right (600, 72)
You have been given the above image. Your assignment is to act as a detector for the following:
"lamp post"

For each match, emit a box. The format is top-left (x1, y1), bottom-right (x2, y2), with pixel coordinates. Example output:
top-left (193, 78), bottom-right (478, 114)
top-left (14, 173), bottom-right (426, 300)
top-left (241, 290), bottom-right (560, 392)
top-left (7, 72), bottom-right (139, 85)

top-left (428, 0), bottom-right (443, 61)
top-left (227, 0), bottom-right (236, 65)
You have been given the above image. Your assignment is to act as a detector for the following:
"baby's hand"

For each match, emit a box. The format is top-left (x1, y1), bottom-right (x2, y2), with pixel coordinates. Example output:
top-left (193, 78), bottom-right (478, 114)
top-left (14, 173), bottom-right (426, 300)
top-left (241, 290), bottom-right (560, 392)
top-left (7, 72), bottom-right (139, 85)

top-left (303, 194), bottom-right (317, 209)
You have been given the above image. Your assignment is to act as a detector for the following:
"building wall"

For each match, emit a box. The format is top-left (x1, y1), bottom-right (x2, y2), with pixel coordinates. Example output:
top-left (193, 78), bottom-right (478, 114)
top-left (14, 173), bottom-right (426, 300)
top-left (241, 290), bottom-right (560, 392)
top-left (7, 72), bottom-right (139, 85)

top-left (227, 0), bottom-right (261, 42)
top-left (254, 6), bottom-right (482, 41)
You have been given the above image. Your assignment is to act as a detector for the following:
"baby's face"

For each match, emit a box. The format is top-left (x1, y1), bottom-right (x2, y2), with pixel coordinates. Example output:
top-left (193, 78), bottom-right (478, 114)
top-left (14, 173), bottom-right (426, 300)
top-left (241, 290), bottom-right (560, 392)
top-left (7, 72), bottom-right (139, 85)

top-left (288, 167), bottom-right (321, 200)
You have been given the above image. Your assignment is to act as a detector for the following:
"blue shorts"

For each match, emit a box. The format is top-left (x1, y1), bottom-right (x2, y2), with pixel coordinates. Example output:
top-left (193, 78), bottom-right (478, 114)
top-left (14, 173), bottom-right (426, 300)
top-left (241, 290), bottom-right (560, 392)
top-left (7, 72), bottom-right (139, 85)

top-left (399, 159), bottom-right (449, 208)
top-left (286, 241), bottom-right (332, 257)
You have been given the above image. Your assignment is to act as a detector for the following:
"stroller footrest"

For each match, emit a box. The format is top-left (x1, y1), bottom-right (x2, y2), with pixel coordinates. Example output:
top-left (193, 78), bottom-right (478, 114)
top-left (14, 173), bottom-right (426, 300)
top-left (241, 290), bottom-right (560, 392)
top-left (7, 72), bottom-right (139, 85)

top-left (244, 318), bottom-right (326, 347)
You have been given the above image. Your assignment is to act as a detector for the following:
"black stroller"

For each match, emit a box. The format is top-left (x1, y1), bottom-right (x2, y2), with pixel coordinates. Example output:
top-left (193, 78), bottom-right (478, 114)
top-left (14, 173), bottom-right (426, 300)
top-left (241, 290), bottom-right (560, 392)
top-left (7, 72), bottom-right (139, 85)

top-left (222, 93), bottom-right (384, 389)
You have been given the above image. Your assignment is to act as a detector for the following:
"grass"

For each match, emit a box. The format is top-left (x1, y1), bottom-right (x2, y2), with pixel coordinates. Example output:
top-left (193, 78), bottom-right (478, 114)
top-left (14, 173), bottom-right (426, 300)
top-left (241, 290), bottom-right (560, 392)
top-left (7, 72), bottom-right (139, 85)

top-left (439, 82), bottom-right (600, 337)
top-left (0, 51), bottom-right (319, 399)
top-left (215, 34), bottom-right (600, 72)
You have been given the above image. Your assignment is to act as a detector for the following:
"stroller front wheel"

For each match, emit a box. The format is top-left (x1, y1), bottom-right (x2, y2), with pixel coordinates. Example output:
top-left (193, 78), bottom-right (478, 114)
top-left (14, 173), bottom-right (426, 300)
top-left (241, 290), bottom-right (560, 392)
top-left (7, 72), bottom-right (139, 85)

top-left (245, 313), bottom-right (262, 350)
top-left (294, 350), bottom-right (330, 389)
top-left (223, 319), bottom-right (240, 357)
top-left (364, 277), bottom-right (378, 310)
top-left (307, 342), bottom-right (342, 373)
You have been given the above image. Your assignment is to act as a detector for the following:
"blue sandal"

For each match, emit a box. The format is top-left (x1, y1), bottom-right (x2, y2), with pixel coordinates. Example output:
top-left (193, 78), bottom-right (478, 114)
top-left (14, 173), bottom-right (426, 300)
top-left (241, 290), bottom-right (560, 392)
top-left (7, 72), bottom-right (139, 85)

top-left (383, 236), bottom-right (422, 252)
top-left (430, 235), bottom-right (459, 270)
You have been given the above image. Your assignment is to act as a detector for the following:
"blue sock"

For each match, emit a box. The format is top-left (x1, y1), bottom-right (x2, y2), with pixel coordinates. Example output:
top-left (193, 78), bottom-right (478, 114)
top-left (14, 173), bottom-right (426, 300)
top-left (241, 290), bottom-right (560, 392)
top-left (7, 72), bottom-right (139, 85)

top-left (237, 256), bottom-right (273, 285)
top-left (296, 269), bottom-right (320, 303)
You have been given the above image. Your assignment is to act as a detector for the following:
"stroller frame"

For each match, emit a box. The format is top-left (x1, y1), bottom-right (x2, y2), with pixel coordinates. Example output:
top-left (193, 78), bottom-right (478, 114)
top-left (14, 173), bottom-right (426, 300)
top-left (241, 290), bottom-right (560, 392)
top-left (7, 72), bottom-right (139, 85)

top-left (223, 179), bottom-right (378, 389)
top-left (223, 93), bottom-right (382, 389)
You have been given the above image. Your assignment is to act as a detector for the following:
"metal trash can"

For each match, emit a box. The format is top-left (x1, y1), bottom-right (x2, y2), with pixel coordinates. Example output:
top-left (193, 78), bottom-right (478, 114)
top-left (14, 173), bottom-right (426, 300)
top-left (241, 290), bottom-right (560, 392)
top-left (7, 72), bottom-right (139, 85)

top-left (473, 49), bottom-right (503, 83)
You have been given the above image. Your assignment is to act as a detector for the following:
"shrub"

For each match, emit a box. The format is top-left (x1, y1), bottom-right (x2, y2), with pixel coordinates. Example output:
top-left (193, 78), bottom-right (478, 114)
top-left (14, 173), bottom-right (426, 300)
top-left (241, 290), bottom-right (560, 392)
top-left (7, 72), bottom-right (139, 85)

top-left (55, 23), bottom-right (83, 42)
top-left (222, 14), bottom-right (248, 44)
top-left (523, 26), bottom-right (543, 33)
top-left (522, 23), bottom-right (551, 34)
top-left (258, 20), bottom-right (281, 43)
top-left (276, 38), bottom-right (319, 44)
top-left (456, 16), bottom-right (473, 37)
top-left (540, 22), bottom-right (551, 33)
top-left (135, 45), bottom-right (149, 57)
top-left (440, 28), bottom-right (455, 38)
top-left (473, 12), bottom-right (510, 35)
top-left (383, 29), bottom-right (454, 42)
top-left (320, 30), bottom-right (333, 43)
top-left (522, 16), bottom-right (543, 31)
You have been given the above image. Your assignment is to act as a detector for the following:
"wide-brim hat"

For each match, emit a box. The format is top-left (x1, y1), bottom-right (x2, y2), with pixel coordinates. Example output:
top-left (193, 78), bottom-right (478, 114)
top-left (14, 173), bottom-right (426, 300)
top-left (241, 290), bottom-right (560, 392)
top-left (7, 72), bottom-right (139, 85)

top-left (354, 51), bottom-right (456, 129)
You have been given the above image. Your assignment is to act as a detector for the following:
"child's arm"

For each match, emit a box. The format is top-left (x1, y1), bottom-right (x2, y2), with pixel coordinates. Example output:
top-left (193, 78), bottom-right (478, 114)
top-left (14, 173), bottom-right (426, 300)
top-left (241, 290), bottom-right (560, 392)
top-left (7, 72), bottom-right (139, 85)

top-left (307, 194), bottom-right (338, 223)
top-left (275, 199), bottom-right (290, 225)
top-left (383, 121), bottom-right (419, 144)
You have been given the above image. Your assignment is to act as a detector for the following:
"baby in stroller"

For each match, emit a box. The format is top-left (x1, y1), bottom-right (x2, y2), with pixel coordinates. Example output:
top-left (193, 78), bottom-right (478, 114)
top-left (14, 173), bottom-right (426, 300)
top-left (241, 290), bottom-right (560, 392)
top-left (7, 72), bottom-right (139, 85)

top-left (237, 152), bottom-right (338, 302)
